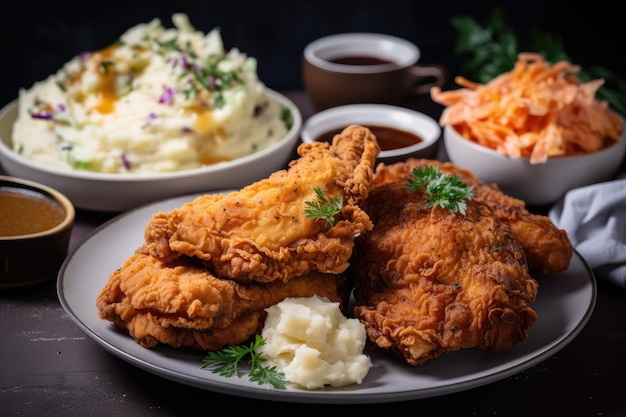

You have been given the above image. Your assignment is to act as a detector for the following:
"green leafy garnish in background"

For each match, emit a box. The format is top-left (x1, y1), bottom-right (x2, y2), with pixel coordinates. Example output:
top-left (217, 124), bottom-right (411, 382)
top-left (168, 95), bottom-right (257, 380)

top-left (201, 334), bottom-right (286, 389)
top-left (451, 7), bottom-right (626, 116)
top-left (406, 166), bottom-right (474, 215)
top-left (281, 107), bottom-right (294, 130)
top-left (304, 187), bottom-right (343, 227)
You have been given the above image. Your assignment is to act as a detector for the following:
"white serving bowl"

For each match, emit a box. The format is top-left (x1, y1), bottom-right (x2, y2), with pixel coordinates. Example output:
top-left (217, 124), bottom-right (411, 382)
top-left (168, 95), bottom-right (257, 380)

top-left (444, 123), bottom-right (626, 206)
top-left (300, 104), bottom-right (440, 164)
top-left (0, 90), bottom-right (302, 212)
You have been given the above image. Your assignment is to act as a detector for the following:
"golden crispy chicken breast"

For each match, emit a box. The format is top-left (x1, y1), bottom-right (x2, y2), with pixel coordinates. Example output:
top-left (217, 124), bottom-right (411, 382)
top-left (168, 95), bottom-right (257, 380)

top-left (97, 250), bottom-right (349, 351)
top-left (352, 161), bottom-right (539, 366)
top-left (142, 125), bottom-right (380, 284)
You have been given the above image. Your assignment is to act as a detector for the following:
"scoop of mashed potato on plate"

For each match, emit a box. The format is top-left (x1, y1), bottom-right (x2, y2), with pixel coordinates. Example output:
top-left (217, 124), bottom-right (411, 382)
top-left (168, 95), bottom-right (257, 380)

top-left (12, 13), bottom-right (291, 173)
top-left (259, 295), bottom-right (372, 390)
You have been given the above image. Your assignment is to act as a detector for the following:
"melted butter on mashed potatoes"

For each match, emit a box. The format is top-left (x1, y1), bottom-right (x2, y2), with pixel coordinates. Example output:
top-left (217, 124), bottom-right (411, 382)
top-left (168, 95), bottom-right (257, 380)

top-left (12, 13), bottom-right (291, 173)
top-left (259, 295), bottom-right (372, 390)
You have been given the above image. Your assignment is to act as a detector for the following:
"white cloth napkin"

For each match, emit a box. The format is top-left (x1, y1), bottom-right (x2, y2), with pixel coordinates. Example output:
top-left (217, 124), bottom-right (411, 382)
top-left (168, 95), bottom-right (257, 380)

top-left (549, 177), bottom-right (626, 288)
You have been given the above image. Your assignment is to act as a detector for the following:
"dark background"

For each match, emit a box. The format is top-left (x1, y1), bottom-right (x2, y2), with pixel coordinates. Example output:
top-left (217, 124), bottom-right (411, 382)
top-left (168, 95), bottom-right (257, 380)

top-left (0, 0), bottom-right (622, 108)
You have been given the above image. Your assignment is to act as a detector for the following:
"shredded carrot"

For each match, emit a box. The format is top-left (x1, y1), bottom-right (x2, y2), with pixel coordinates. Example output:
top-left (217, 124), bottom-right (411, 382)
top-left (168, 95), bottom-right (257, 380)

top-left (431, 53), bottom-right (624, 164)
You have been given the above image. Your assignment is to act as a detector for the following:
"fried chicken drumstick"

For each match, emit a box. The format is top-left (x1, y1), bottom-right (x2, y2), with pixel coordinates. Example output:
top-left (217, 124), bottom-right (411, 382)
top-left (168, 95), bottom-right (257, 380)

top-left (142, 125), bottom-right (380, 284)
top-left (352, 160), bottom-right (540, 366)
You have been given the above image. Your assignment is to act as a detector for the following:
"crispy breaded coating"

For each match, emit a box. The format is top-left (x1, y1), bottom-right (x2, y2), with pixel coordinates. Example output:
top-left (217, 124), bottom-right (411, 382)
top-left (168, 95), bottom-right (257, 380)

top-left (142, 125), bottom-right (380, 283)
top-left (371, 159), bottom-right (573, 275)
top-left (352, 165), bottom-right (539, 366)
top-left (96, 250), bottom-right (349, 351)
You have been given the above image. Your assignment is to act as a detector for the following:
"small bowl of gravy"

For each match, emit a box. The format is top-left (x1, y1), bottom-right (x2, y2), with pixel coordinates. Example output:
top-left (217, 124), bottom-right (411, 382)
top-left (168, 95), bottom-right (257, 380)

top-left (300, 104), bottom-right (441, 164)
top-left (0, 175), bottom-right (74, 288)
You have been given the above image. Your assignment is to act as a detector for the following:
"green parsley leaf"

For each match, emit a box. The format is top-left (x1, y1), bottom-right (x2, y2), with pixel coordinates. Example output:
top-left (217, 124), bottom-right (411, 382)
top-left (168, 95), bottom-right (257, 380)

top-left (201, 334), bottom-right (286, 389)
top-left (99, 60), bottom-right (115, 75)
top-left (281, 107), bottom-right (294, 130)
top-left (406, 166), bottom-right (474, 215)
top-left (304, 187), bottom-right (343, 227)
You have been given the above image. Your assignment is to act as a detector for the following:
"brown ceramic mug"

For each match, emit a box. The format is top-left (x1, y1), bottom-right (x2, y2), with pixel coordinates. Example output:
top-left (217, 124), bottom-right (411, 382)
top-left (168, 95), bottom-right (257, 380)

top-left (303, 33), bottom-right (446, 111)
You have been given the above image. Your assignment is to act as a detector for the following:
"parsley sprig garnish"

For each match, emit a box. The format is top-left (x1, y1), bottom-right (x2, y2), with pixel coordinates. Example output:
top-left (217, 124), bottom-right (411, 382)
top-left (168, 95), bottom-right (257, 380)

top-left (406, 166), bottom-right (474, 215)
top-left (201, 335), bottom-right (286, 389)
top-left (304, 187), bottom-right (343, 227)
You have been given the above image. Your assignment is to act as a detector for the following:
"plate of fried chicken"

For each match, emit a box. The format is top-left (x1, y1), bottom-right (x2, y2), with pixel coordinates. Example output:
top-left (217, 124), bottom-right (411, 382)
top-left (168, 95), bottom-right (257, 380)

top-left (58, 126), bottom-right (596, 403)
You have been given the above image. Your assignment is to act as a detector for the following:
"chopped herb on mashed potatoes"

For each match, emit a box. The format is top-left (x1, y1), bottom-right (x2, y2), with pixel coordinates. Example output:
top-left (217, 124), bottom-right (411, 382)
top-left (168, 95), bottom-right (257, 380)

top-left (12, 13), bottom-right (290, 173)
top-left (259, 295), bottom-right (371, 390)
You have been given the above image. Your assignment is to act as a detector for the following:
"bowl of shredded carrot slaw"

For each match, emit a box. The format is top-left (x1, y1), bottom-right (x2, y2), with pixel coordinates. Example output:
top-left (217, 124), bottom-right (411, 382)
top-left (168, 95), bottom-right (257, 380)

top-left (432, 53), bottom-right (625, 206)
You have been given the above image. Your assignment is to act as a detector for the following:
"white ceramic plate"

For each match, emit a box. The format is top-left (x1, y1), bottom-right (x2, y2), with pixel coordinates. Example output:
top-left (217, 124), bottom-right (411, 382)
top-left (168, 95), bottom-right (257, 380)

top-left (57, 192), bottom-right (596, 404)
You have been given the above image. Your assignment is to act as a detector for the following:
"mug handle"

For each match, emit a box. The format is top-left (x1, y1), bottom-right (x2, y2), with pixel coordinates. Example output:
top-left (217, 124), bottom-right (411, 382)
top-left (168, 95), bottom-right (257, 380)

top-left (408, 64), bottom-right (447, 95)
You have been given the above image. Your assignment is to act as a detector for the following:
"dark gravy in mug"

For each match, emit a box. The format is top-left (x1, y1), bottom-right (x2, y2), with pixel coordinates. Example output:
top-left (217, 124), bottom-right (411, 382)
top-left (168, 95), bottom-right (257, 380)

top-left (329, 56), bottom-right (397, 66)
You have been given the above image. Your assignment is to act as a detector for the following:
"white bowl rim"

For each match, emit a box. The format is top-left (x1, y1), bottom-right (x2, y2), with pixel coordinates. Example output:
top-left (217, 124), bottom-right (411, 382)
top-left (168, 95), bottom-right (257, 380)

top-left (0, 174), bottom-right (75, 240)
top-left (303, 32), bottom-right (420, 74)
top-left (301, 103), bottom-right (440, 157)
top-left (444, 123), bottom-right (626, 162)
top-left (0, 89), bottom-right (302, 183)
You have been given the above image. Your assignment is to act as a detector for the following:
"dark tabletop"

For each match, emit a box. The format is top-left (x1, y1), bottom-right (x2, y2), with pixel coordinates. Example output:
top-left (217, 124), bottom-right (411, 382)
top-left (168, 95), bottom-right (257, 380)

top-left (2, 92), bottom-right (626, 417)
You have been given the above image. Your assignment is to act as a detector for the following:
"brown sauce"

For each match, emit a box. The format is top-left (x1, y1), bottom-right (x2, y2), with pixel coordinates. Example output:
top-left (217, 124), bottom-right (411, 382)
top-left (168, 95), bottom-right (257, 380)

top-left (0, 189), bottom-right (66, 236)
top-left (315, 125), bottom-right (423, 151)
top-left (329, 56), bottom-right (397, 66)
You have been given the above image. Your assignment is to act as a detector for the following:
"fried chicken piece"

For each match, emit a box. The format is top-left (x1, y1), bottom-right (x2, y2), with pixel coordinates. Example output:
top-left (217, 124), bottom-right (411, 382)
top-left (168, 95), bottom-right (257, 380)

top-left (352, 171), bottom-right (538, 366)
top-left (371, 159), bottom-right (573, 275)
top-left (96, 250), bottom-right (349, 351)
top-left (142, 125), bottom-right (380, 284)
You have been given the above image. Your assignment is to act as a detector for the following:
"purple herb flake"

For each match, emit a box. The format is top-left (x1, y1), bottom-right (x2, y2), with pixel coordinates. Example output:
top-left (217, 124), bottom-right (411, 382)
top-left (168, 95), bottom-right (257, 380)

top-left (121, 153), bottom-right (131, 170)
top-left (31, 112), bottom-right (53, 120)
top-left (158, 86), bottom-right (176, 105)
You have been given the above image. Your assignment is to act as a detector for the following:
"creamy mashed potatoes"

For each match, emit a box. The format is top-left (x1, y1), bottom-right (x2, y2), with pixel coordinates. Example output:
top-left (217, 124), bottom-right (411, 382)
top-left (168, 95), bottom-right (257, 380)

top-left (259, 295), bottom-right (371, 390)
top-left (12, 14), bottom-right (291, 173)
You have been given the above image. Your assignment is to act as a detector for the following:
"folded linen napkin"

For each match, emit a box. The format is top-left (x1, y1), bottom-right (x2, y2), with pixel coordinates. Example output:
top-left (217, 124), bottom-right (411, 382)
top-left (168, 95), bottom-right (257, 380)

top-left (549, 177), bottom-right (626, 289)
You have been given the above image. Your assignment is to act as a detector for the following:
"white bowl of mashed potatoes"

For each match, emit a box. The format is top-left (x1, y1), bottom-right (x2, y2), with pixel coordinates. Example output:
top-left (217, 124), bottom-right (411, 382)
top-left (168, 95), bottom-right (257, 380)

top-left (0, 14), bottom-right (302, 211)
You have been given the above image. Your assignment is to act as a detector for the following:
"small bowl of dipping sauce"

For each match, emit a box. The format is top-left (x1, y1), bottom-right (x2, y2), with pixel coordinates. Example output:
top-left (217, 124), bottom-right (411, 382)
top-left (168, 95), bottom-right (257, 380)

top-left (300, 104), bottom-right (440, 164)
top-left (0, 175), bottom-right (74, 288)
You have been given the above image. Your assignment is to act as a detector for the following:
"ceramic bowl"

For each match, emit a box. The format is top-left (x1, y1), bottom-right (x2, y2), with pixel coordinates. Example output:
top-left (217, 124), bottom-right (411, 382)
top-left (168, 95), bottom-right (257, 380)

top-left (0, 175), bottom-right (75, 288)
top-left (300, 104), bottom-right (440, 164)
top-left (444, 123), bottom-right (626, 206)
top-left (0, 90), bottom-right (302, 212)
